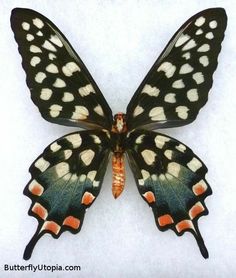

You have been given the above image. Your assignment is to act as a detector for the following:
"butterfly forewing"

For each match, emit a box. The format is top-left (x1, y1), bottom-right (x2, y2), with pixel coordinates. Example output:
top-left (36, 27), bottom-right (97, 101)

top-left (126, 8), bottom-right (227, 130)
top-left (24, 130), bottom-right (111, 260)
top-left (125, 129), bottom-right (211, 258)
top-left (11, 8), bottom-right (113, 129)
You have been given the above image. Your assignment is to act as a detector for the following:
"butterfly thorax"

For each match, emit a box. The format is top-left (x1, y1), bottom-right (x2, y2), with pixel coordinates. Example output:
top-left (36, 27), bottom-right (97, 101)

top-left (110, 112), bottom-right (127, 198)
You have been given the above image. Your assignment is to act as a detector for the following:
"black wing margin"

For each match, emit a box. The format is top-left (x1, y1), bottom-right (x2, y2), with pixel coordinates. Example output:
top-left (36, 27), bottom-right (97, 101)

top-left (11, 8), bottom-right (113, 130)
top-left (126, 8), bottom-right (227, 130)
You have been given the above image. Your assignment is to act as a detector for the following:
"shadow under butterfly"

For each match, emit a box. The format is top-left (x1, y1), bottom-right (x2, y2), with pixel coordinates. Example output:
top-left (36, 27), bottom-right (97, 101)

top-left (10, 7), bottom-right (227, 260)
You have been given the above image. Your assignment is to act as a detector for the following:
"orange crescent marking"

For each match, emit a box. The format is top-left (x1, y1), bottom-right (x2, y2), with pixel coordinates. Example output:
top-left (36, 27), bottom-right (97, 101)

top-left (32, 202), bottom-right (48, 220)
top-left (42, 221), bottom-right (60, 235)
top-left (143, 191), bottom-right (156, 203)
top-left (176, 219), bottom-right (194, 233)
top-left (29, 182), bottom-right (44, 196)
top-left (158, 214), bottom-right (174, 226)
top-left (81, 192), bottom-right (95, 205)
top-left (189, 202), bottom-right (205, 219)
top-left (192, 183), bottom-right (207, 196)
top-left (63, 216), bottom-right (80, 229)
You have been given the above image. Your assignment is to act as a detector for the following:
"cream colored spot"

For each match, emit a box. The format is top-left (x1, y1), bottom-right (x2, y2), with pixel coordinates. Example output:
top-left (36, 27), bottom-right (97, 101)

top-left (22, 22), bottom-right (30, 30)
top-left (182, 39), bottom-right (196, 51)
top-left (199, 55), bottom-right (209, 67)
top-left (36, 31), bottom-right (43, 36)
top-left (205, 32), bottom-right (214, 40)
top-left (179, 63), bottom-right (193, 74)
top-left (35, 157), bottom-right (50, 172)
top-left (35, 72), bottom-right (46, 83)
top-left (91, 135), bottom-right (101, 144)
top-left (46, 63), bottom-right (58, 73)
top-left (209, 20), bottom-right (217, 29)
top-left (164, 93), bottom-right (176, 103)
top-left (167, 162), bottom-right (181, 178)
top-left (50, 142), bottom-right (61, 152)
top-left (195, 29), bottom-right (203, 35)
top-left (164, 150), bottom-right (173, 160)
top-left (175, 34), bottom-right (190, 47)
top-left (192, 72), bottom-right (204, 84)
top-left (133, 105), bottom-right (144, 117)
top-left (141, 169), bottom-right (150, 180)
top-left (55, 162), bottom-right (69, 178)
top-left (94, 105), bottom-right (104, 116)
top-left (176, 106), bottom-right (189, 119)
top-left (197, 44), bottom-right (210, 52)
top-left (182, 52), bottom-right (191, 60)
top-left (49, 53), bottom-right (57, 60)
top-left (30, 56), bottom-right (41, 67)
top-left (87, 170), bottom-right (97, 181)
top-left (138, 179), bottom-right (144, 186)
top-left (64, 150), bottom-right (73, 160)
top-left (49, 104), bottom-right (62, 118)
top-left (80, 150), bottom-right (95, 166)
top-left (33, 18), bottom-right (44, 29)
top-left (149, 107), bottom-right (166, 121)
top-left (62, 92), bottom-right (74, 102)
top-left (187, 157), bottom-right (202, 172)
top-left (141, 84), bottom-right (160, 97)
top-left (187, 89), bottom-right (199, 102)
top-left (135, 134), bottom-right (145, 144)
top-left (42, 40), bottom-right (57, 52)
top-left (195, 16), bottom-right (205, 27)
top-left (30, 45), bottom-right (42, 53)
top-left (66, 134), bottom-right (82, 148)
top-left (62, 62), bottom-right (80, 77)
top-left (26, 34), bottom-right (34, 41)
top-left (159, 174), bottom-right (165, 181)
top-left (79, 174), bottom-right (86, 182)
top-left (72, 106), bottom-right (89, 120)
top-left (157, 62), bottom-right (176, 78)
top-left (175, 144), bottom-right (186, 153)
top-left (78, 84), bottom-right (95, 97)
top-left (50, 35), bottom-right (63, 47)
top-left (40, 88), bottom-right (53, 100)
top-left (141, 150), bottom-right (156, 165)
top-left (172, 79), bottom-right (185, 89)
top-left (53, 78), bottom-right (66, 88)
top-left (93, 181), bottom-right (100, 187)
top-left (155, 135), bottom-right (170, 149)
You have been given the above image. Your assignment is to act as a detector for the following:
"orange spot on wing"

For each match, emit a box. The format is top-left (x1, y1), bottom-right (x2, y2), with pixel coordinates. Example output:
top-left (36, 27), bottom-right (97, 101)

top-left (63, 216), bottom-right (80, 229)
top-left (81, 192), bottom-right (95, 205)
top-left (143, 191), bottom-right (156, 203)
top-left (32, 202), bottom-right (48, 220)
top-left (158, 214), bottom-right (174, 227)
top-left (29, 181), bottom-right (44, 196)
top-left (192, 182), bottom-right (207, 196)
top-left (42, 221), bottom-right (60, 235)
top-left (189, 202), bottom-right (205, 219)
top-left (176, 220), bottom-right (194, 233)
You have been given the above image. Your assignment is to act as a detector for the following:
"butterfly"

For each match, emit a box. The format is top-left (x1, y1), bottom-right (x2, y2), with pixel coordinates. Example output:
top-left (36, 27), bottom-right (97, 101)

top-left (11, 7), bottom-right (227, 260)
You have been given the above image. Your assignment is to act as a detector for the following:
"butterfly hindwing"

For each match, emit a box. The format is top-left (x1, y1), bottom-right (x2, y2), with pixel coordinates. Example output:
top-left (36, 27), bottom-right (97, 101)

top-left (11, 8), bottom-right (113, 129)
top-left (126, 8), bottom-right (227, 130)
top-left (125, 129), bottom-right (211, 258)
top-left (23, 130), bottom-right (111, 260)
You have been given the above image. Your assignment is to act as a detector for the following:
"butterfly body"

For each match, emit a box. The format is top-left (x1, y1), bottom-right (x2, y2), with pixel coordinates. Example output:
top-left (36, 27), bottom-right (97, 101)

top-left (11, 7), bottom-right (227, 260)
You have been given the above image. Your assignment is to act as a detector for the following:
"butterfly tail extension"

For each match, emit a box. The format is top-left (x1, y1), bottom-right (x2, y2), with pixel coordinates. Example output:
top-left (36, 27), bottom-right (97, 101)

top-left (112, 153), bottom-right (125, 198)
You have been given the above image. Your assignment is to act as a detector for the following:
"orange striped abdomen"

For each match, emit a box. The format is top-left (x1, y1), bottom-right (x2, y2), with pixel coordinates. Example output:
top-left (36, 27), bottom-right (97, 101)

top-left (112, 153), bottom-right (125, 199)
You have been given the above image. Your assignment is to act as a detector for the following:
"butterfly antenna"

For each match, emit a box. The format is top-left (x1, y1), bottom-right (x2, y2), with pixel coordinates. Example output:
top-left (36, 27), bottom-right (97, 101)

top-left (23, 224), bottom-right (44, 260)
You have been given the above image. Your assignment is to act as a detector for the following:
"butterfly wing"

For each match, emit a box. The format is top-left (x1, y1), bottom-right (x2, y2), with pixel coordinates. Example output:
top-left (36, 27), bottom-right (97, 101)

top-left (125, 129), bottom-right (211, 258)
top-left (23, 130), bottom-right (111, 260)
top-left (126, 8), bottom-right (227, 130)
top-left (11, 8), bottom-right (113, 130)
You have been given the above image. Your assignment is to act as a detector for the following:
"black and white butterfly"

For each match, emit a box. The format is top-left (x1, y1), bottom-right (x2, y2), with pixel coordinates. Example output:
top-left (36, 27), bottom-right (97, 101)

top-left (11, 7), bottom-right (227, 260)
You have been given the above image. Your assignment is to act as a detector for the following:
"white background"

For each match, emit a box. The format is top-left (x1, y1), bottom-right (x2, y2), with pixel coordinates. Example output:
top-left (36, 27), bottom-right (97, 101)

top-left (0, 0), bottom-right (235, 277)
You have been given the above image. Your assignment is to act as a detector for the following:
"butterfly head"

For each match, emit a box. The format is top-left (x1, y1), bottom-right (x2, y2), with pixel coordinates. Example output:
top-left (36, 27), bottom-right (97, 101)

top-left (112, 113), bottom-right (127, 134)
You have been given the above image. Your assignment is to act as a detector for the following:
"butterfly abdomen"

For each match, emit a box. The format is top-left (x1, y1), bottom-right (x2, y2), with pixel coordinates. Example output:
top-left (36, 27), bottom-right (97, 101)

top-left (112, 153), bottom-right (125, 198)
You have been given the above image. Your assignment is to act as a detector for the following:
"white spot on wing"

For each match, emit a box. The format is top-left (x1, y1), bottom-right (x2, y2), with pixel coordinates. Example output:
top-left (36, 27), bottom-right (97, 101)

top-left (72, 106), bottom-right (89, 120)
top-left (164, 93), bottom-right (176, 103)
top-left (40, 88), bottom-right (53, 100)
top-left (62, 92), bottom-right (74, 102)
top-left (55, 162), bottom-right (69, 178)
top-left (30, 45), bottom-right (42, 53)
top-left (78, 84), bottom-right (95, 97)
top-left (26, 34), bottom-right (34, 41)
top-left (33, 18), bottom-right (44, 29)
top-left (172, 79), bottom-right (185, 89)
top-left (187, 157), bottom-right (202, 172)
top-left (50, 35), bottom-right (63, 47)
top-left (209, 20), bottom-right (217, 29)
top-left (135, 134), bottom-right (145, 144)
top-left (176, 106), bottom-right (189, 119)
top-left (157, 62), bottom-right (176, 78)
top-left (91, 135), bottom-right (101, 144)
top-left (87, 170), bottom-right (97, 181)
top-left (22, 22), bottom-right (30, 30)
top-left (66, 134), bottom-right (82, 148)
top-left (49, 104), bottom-right (62, 118)
top-left (141, 150), bottom-right (156, 165)
top-left (175, 34), bottom-right (190, 47)
top-left (42, 40), bottom-right (57, 52)
top-left (133, 105), bottom-right (144, 117)
top-left (199, 56), bottom-right (209, 67)
top-left (30, 56), bottom-right (41, 67)
top-left (155, 135), bottom-right (170, 149)
top-left (141, 169), bottom-right (150, 180)
top-left (182, 52), bottom-right (191, 60)
top-left (35, 72), bottom-right (46, 83)
top-left (62, 62), bottom-right (80, 76)
top-left (49, 53), bottom-right (57, 60)
top-left (149, 107), bottom-right (166, 121)
top-left (197, 44), bottom-right (210, 52)
top-left (80, 149), bottom-right (95, 166)
top-left (179, 63), bottom-right (193, 74)
top-left (164, 150), bottom-right (173, 160)
top-left (35, 157), bottom-right (50, 172)
top-left (46, 63), bottom-right (59, 73)
top-left (141, 84), bottom-right (160, 97)
top-left (195, 16), bottom-right (205, 27)
top-left (36, 31), bottom-right (43, 36)
top-left (50, 142), bottom-right (61, 152)
top-left (187, 89), bottom-right (199, 102)
top-left (192, 72), bottom-right (204, 84)
top-left (195, 29), bottom-right (203, 35)
top-left (53, 78), bottom-right (66, 88)
top-left (205, 32), bottom-right (214, 40)
top-left (167, 162), bottom-right (181, 178)
top-left (94, 105), bottom-right (104, 116)
top-left (175, 144), bottom-right (186, 153)
top-left (182, 39), bottom-right (196, 51)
